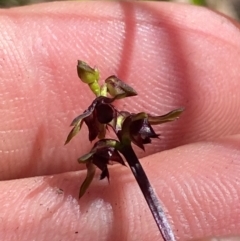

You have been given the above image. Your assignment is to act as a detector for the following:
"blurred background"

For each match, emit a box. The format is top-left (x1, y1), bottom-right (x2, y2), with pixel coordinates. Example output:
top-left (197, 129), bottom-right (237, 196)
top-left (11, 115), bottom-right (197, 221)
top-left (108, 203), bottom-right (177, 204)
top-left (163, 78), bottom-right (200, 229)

top-left (0, 0), bottom-right (240, 21)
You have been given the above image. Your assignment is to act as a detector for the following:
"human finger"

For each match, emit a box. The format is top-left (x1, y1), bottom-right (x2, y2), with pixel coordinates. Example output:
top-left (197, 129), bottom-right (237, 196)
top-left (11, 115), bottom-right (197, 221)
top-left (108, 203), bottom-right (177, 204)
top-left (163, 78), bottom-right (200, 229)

top-left (1, 2), bottom-right (240, 179)
top-left (0, 135), bottom-right (239, 240)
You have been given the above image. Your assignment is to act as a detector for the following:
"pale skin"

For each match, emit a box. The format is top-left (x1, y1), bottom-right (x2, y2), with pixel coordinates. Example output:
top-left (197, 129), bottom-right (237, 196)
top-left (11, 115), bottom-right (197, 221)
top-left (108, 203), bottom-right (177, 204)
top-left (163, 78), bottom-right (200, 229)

top-left (0, 1), bottom-right (240, 241)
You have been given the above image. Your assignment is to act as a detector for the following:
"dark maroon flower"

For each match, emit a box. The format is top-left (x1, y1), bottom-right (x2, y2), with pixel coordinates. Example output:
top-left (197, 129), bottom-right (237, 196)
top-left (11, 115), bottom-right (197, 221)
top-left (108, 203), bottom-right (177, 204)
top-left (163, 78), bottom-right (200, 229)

top-left (78, 139), bottom-right (124, 198)
top-left (115, 109), bottom-right (184, 150)
top-left (115, 112), bottom-right (157, 150)
top-left (65, 96), bottom-right (117, 144)
top-left (129, 117), bottom-right (159, 149)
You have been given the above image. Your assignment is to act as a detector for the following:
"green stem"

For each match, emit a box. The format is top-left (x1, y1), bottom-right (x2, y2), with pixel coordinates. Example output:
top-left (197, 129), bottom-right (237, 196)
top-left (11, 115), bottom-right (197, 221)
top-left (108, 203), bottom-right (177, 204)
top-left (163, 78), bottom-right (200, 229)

top-left (120, 145), bottom-right (176, 241)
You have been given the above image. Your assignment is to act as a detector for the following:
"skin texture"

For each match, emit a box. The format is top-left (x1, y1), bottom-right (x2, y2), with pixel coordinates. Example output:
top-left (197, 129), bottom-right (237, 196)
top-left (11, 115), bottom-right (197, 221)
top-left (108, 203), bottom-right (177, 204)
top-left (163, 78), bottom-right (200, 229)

top-left (0, 1), bottom-right (240, 241)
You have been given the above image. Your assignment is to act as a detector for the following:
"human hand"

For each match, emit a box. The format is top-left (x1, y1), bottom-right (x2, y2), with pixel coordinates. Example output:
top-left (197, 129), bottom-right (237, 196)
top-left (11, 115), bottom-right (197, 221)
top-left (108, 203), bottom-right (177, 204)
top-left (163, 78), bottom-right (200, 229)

top-left (0, 2), bottom-right (240, 240)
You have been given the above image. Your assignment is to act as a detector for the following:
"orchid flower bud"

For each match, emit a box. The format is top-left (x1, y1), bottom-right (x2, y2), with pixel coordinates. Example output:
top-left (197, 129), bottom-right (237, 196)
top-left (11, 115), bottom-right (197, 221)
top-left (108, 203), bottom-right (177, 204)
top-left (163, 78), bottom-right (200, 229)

top-left (105, 75), bottom-right (137, 99)
top-left (77, 60), bottom-right (100, 96)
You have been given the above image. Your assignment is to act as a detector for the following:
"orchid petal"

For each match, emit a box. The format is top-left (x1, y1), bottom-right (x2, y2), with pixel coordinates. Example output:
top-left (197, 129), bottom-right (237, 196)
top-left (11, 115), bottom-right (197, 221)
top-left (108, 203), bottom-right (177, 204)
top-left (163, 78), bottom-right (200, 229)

top-left (65, 121), bottom-right (83, 145)
top-left (70, 111), bottom-right (90, 127)
top-left (100, 168), bottom-right (109, 180)
top-left (78, 152), bottom-right (94, 163)
top-left (65, 103), bottom-right (97, 144)
top-left (79, 162), bottom-right (96, 198)
top-left (84, 115), bottom-right (99, 141)
top-left (148, 108), bottom-right (184, 125)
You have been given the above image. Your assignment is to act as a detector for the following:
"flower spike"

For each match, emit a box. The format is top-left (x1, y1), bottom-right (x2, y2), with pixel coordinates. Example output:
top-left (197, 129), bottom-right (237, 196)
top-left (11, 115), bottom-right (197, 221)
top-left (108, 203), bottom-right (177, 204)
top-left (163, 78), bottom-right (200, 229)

top-left (66, 60), bottom-right (184, 241)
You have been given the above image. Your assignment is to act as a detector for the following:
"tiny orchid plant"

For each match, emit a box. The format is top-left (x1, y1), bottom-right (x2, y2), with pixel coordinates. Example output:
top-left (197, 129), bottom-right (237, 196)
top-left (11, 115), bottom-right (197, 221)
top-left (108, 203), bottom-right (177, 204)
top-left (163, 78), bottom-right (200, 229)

top-left (65, 60), bottom-right (184, 241)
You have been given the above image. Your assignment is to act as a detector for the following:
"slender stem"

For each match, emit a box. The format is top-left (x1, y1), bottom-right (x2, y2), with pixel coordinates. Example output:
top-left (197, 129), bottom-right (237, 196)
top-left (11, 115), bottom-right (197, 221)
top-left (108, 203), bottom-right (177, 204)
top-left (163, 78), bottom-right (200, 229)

top-left (120, 145), bottom-right (176, 241)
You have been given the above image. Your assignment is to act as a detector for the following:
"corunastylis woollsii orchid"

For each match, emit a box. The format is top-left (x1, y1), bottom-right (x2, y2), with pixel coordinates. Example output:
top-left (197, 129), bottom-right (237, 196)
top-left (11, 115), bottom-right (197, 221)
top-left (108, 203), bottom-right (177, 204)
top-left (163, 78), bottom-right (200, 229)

top-left (65, 60), bottom-right (184, 241)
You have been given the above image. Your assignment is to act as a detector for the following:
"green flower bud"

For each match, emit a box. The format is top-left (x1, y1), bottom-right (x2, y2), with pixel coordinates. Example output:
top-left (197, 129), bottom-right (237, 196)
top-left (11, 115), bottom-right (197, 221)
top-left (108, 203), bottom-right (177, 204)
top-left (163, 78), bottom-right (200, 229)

top-left (77, 60), bottom-right (100, 96)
